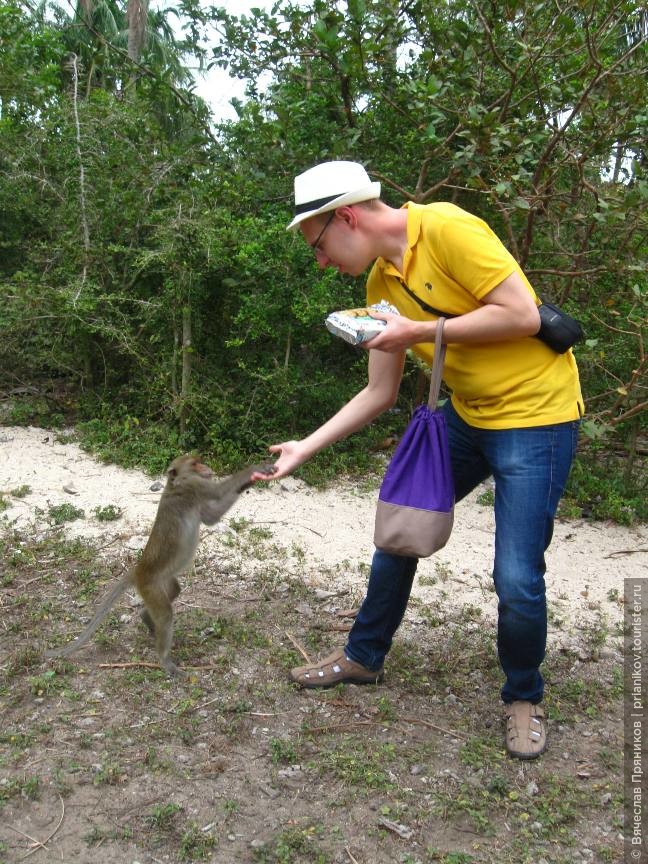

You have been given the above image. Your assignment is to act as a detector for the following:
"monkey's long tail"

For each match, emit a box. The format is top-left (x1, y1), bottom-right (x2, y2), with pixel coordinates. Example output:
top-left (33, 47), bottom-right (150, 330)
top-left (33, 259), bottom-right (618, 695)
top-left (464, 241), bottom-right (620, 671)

top-left (44, 573), bottom-right (133, 658)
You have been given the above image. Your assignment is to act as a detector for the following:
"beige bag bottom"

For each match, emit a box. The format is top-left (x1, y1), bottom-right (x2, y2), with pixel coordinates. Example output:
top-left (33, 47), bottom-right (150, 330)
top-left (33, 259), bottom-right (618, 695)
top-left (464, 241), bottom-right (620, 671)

top-left (374, 500), bottom-right (454, 558)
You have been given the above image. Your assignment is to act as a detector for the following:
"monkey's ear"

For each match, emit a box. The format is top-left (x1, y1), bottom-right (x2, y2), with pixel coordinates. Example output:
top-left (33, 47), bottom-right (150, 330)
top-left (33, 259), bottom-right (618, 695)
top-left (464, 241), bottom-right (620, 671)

top-left (167, 466), bottom-right (179, 485)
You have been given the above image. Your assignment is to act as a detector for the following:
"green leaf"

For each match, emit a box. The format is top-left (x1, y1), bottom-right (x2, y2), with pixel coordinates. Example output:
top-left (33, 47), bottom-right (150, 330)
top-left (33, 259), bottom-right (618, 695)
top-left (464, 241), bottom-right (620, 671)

top-left (513, 197), bottom-right (530, 210)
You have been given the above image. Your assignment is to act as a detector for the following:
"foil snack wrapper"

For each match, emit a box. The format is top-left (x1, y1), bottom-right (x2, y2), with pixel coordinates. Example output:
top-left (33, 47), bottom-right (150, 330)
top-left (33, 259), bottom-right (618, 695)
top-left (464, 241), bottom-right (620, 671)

top-left (325, 300), bottom-right (400, 345)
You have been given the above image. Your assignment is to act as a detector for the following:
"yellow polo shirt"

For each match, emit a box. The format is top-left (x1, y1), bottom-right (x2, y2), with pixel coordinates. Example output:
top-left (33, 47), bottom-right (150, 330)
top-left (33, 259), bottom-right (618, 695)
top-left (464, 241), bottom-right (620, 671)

top-left (366, 202), bottom-right (583, 429)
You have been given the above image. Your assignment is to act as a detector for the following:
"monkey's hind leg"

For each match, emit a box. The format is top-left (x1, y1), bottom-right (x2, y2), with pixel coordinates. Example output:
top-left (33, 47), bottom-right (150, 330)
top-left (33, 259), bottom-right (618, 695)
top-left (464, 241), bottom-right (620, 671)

top-left (140, 578), bottom-right (180, 635)
top-left (140, 578), bottom-right (182, 677)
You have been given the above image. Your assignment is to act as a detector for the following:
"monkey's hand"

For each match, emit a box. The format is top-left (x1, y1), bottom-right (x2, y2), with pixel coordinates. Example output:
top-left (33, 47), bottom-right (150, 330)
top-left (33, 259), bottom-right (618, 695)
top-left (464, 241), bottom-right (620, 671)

top-left (252, 441), bottom-right (308, 481)
top-left (246, 464), bottom-right (278, 484)
top-left (260, 441), bottom-right (313, 480)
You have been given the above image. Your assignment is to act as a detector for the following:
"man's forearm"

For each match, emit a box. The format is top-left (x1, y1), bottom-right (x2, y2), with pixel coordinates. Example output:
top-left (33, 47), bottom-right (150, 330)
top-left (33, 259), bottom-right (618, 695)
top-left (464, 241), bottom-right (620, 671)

top-left (300, 349), bottom-right (406, 458)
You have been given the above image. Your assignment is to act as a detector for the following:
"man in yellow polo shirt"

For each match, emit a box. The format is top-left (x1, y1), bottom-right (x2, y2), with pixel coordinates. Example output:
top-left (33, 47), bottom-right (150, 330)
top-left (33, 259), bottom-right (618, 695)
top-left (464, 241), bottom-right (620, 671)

top-left (260, 160), bottom-right (583, 760)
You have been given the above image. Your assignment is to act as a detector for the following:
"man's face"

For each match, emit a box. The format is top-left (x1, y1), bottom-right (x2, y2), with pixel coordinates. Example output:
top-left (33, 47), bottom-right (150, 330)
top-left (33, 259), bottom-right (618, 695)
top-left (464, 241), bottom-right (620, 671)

top-left (300, 208), bottom-right (371, 277)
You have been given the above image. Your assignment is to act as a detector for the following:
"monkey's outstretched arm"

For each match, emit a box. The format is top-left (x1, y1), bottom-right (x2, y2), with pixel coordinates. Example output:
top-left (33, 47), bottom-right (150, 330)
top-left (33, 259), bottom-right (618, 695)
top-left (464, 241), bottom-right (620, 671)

top-left (200, 464), bottom-right (275, 526)
top-left (45, 572), bottom-right (133, 659)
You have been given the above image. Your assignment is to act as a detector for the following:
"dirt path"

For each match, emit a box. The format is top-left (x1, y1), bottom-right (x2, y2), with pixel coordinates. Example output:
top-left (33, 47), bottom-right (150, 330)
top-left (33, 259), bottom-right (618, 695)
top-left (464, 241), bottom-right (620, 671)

top-left (0, 425), bottom-right (644, 634)
top-left (0, 425), bottom-right (644, 863)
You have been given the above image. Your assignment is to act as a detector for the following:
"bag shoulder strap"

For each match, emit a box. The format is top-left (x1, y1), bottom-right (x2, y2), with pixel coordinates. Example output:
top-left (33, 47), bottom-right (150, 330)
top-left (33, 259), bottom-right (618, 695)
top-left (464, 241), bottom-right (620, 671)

top-left (428, 317), bottom-right (446, 409)
top-left (398, 279), bottom-right (460, 319)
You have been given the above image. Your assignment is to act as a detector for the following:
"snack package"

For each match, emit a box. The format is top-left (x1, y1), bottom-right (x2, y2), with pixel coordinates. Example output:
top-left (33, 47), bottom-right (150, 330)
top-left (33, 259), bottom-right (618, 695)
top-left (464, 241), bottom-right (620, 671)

top-left (325, 300), bottom-right (400, 345)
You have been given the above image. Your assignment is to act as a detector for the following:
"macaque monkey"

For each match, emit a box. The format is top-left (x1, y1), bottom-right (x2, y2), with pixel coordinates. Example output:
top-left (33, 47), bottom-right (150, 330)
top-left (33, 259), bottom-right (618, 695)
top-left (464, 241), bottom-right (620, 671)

top-left (45, 455), bottom-right (276, 676)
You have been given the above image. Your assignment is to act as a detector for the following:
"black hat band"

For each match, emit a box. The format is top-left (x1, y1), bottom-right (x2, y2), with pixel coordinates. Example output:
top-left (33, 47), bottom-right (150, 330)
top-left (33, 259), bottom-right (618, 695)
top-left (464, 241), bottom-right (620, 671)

top-left (294, 193), bottom-right (343, 215)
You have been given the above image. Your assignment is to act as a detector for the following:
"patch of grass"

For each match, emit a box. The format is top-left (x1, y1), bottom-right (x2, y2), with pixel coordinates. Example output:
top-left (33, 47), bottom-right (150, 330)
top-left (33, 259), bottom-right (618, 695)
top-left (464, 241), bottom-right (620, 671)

top-left (179, 822), bottom-right (217, 861)
top-left (270, 736), bottom-right (299, 765)
top-left (434, 560), bottom-right (455, 581)
top-left (431, 781), bottom-right (494, 834)
top-left (0, 775), bottom-right (40, 806)
top-left (199, 614), bottom-right (272, 649)
top-left (92, 760), bottom-right (126, 786)
top-left (47, 503), bottom-right (85, 525)
top-left (460, 735), bottom-right (505, 770)
top-left (146, 802), bottom-right (183, 829)
top-left (524, 775), bottom-right (584, 833)
top-left (10, 485), bottom-right (31, 498)
top-left (62, 565), bottom-right (104, 601)
top-left (54, 431), bottom-right (77, 445)
top-left (93, 504), bottom-right (123, 521)
top-left (545, 656), bottom-right (621, 721)
top-left (83, 821), bottom-right (134, 847)
top-left (253, 824), bottom-right (330, 864)
top-left (318, 739), bottom-right (396, 791)
top-left (83, 826), bottom-right (109, 846)
top-left (27, 669), bottom-right (66, 697)
top-left (476, 488), bottom-right (495, 507)
top-left (4, 646), bottom-right (42, 677)
top-left (0, 730), bottom-right (35, 759)
top-left (427, 852), bottom-right (476, 863)
top-left (223, 798), bottom-right (240, 818)
top-left (564, 448), bottom-right (647, 524)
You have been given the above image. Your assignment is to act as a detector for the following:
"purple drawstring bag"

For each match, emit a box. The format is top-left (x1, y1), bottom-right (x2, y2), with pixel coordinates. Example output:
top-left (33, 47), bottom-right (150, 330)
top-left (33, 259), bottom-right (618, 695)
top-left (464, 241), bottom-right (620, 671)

top-left (374, 318), bottom-right (454, 558)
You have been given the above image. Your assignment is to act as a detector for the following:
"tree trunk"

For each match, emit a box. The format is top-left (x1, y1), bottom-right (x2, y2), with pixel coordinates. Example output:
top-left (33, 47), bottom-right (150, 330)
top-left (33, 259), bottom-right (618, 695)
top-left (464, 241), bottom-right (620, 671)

top-left (179, 303), bottom-right (191, 434)
top-left (171, 322), bottom-right (179, 398)
top-left (127, 0), bottom-right (149, 64)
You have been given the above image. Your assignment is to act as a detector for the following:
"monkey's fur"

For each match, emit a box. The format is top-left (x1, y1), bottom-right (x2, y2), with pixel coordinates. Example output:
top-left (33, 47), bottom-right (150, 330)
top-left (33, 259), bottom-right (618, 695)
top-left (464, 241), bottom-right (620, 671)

top-left (45, 455), bottom-right (275, 676)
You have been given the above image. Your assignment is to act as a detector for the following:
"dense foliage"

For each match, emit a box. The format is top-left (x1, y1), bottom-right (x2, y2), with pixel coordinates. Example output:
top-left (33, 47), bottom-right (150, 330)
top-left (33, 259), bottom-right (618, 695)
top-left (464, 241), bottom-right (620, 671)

top-left (0, 0), bottom-right (646, 518)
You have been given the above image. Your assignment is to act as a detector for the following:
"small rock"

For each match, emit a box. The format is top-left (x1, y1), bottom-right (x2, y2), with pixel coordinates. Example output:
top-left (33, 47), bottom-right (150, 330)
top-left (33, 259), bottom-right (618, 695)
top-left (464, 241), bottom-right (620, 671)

top-left (63, 484), bottom-right (78, 494)
top-left (409, 764), bottom-right (423, 776)
top-left (295, 602), bottom-right (313, 617)
top-left (149, 481), bottom-right (164, 492)
top-left (126, 536), bottom-right (147, 551)
top-left (250, 839), bottom-right (265, 849)
top-left (278, 765), bottom-right (302, 780)
top-left (526, 781), bottom-right (539, 796)
top-left (314, 589), bottom-right (338, 600)
top-left (377, 816), bottom-right (414, 841)
top-left (600, 792), bottom-right (612, 805)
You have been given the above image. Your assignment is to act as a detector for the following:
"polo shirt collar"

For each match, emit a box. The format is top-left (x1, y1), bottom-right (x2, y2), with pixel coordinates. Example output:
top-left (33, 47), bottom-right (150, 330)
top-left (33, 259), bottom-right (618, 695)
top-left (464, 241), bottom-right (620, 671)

top-left (376, 201), bottom-right (423, 280)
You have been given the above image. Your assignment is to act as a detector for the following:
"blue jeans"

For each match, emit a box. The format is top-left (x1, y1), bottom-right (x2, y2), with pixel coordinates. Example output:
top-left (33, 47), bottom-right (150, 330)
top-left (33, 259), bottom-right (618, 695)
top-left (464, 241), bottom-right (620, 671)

top-left (345, 400), bottom-right (580, 704)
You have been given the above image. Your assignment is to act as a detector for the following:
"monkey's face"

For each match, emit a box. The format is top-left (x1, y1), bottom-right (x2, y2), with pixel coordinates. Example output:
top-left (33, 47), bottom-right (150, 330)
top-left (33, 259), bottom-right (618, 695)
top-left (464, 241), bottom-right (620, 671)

top-left (192, 459), bottom-right (215, 479)
top-left (167, 455), bottom-right (215, 483)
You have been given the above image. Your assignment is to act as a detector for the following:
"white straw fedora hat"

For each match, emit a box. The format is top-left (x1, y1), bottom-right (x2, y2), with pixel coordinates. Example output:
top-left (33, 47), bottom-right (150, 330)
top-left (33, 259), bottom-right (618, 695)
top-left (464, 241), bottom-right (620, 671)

top-left (287, 161), bottom-right (381, 230)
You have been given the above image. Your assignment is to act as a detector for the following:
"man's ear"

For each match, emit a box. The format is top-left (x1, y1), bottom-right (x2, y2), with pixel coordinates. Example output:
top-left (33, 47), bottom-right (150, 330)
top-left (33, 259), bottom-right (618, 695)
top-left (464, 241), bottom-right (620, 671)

top-left (336, 205), bottom-right (359, 228)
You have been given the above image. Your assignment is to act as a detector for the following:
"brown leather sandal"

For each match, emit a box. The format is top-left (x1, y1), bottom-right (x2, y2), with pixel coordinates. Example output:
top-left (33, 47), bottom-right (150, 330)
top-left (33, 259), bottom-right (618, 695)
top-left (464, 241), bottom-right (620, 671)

top-left (505, 701), bottom-right (546, 759)
top-left (290, 647), bottom-right (383, 689)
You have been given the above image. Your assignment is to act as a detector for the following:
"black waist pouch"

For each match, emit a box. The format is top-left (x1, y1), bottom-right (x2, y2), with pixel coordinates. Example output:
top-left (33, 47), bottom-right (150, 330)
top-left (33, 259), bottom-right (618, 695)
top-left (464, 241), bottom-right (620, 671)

top-left (536, 302), bottom-right (584, 353)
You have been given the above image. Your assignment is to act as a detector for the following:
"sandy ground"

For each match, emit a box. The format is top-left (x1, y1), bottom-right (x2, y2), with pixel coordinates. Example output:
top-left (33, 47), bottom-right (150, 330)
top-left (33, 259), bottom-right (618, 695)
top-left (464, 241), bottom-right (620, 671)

top-left (1, 425), bottom-right (646, 646)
